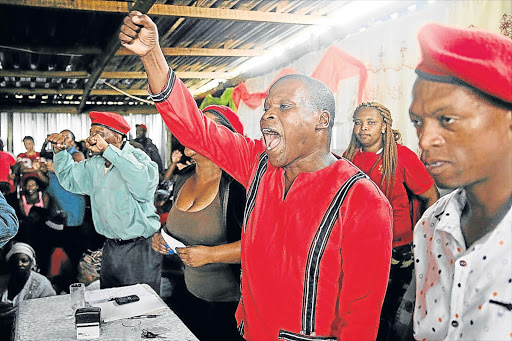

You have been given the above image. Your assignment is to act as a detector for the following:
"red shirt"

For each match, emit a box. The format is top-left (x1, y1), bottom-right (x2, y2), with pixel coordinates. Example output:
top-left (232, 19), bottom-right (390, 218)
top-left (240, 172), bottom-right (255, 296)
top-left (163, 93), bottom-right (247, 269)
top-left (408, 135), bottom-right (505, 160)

top-left (16, 152), bottom-right (39, 168)
top-left (349, 145), bottom-right (434, 247)
top-left (153, 71), bottom-right (393, 341)
top-left (0, 151), bottom-right (16, 192)
top-left (17, 152), bottom-right (40, 182)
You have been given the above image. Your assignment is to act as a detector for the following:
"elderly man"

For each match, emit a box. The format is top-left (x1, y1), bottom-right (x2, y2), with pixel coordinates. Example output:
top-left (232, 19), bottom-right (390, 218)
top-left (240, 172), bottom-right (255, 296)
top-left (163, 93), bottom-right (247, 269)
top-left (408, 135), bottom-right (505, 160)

top-left (47, 111), bottom-right (161, 292)
top-left (120, 11), bottom-right (393, 340)
top-left (409, 23), bottom-right (512, 340)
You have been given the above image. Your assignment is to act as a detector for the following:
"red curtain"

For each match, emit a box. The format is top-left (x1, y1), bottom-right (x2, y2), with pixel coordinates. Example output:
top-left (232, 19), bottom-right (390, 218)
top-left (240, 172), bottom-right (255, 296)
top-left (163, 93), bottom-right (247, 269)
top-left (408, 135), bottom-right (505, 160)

top-left (232, 68), bottom-right (298, 109)
top-left (311, 45), bottom-right (367, 104)
top-left (232, 46), bottom-right (367, 109)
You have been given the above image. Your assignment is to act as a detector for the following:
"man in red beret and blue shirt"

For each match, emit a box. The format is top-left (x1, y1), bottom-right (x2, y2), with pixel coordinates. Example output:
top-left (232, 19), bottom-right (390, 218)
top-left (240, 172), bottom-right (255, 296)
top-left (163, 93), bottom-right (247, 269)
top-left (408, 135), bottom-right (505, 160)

top-left (409, 23), bottom-right (512, 340)
top-left (47, 112), bottom-right (162, 292)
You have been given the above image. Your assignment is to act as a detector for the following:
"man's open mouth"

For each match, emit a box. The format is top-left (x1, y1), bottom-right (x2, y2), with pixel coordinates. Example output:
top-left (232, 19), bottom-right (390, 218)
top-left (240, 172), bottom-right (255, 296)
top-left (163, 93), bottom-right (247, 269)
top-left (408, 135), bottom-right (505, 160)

top-left (262, 128), bottom-right (281, 151)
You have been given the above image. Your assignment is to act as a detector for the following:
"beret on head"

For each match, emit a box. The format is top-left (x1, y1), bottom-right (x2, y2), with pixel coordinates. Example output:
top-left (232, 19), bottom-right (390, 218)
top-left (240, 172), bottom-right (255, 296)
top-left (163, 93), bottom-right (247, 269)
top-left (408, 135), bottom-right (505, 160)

top-left (415, 23), bottom-right (512, 104)
top-left (203, 105), bottom-right (244, 135)
top-left (89, 111), bottom-right (130, 135)
top-left (136, 124), bottom-right (148, 132)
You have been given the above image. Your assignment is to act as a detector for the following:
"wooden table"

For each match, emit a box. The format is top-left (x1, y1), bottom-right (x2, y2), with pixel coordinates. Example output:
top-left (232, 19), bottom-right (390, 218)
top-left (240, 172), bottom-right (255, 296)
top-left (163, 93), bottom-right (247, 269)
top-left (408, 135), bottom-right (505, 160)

top-left (15, 284), bottom-right (198, 340)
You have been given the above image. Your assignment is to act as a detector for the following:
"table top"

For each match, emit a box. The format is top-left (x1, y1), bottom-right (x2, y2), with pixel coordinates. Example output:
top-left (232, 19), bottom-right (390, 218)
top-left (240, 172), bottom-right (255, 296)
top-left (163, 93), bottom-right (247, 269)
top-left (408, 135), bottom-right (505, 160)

top-left (15, 284), bottom-right (198, 340)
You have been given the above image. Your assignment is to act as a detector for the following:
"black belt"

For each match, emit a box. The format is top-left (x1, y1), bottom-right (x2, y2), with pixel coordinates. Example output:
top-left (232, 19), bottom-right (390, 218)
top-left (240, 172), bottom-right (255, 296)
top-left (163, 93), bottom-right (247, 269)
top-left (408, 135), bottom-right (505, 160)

top-left (110, 236), bottom-right (144, 245)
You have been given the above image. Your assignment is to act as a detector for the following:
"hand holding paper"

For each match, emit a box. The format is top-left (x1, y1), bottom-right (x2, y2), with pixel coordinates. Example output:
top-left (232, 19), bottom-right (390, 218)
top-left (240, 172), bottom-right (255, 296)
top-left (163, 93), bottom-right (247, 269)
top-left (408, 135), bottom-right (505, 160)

top-left (161, 228), bottom-right (186, 254)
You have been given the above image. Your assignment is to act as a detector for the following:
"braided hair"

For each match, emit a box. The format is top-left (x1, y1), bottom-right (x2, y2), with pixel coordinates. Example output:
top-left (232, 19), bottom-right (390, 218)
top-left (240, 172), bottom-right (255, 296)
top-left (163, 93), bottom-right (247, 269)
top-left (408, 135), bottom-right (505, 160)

top-left (345, 102), bottom-right (401, 198)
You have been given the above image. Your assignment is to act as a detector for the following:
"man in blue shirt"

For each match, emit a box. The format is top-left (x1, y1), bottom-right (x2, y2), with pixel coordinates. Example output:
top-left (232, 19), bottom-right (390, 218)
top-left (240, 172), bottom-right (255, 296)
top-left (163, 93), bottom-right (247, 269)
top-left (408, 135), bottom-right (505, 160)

top-left (48, 112), bottom-right (162, 292)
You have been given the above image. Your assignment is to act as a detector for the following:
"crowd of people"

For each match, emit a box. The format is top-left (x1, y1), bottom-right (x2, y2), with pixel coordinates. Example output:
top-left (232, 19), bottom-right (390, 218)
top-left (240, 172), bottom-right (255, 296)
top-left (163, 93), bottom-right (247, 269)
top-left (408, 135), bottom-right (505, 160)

top-left (0, 11), bottom-right (509, 341)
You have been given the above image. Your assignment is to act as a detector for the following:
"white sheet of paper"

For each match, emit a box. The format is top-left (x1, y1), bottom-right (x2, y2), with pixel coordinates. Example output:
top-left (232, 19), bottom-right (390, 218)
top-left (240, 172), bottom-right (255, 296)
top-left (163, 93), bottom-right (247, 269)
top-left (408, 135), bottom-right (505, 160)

top-left (161, 229), bottom-right (186, 252)
top-left (88, 284), bottom-right (168, 322)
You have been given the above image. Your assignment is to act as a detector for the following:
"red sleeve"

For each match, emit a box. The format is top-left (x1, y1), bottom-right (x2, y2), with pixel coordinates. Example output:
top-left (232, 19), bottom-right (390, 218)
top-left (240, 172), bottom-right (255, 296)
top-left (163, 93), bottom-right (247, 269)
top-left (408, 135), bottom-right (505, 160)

top-left (153, 72), bottom-right (265, 188)
top-left (398, 145), bottom-right (434, 195)
top-left (335, 179), bottom-right (393, 340)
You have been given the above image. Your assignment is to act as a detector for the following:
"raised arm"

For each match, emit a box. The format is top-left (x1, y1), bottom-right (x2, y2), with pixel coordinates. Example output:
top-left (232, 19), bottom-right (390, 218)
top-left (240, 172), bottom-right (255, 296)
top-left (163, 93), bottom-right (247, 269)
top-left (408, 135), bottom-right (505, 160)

top-left (120, 11), bottom-right (263, 187)
top-left (119, 11), bottom-right (169, 101)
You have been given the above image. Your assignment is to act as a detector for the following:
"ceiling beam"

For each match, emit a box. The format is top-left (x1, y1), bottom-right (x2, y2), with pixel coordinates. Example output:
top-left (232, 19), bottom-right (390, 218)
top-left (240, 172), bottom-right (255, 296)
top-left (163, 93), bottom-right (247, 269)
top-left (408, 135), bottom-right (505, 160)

top-left (0, 88), bottom-right (150, 96)
top-left (0, 70), bottom-right (231, 79)
top-left (117, 47), bottom-right (265, 56)
top-left (102, 71), bottom-right (231, 79)
top-left (0, 70), bottom-right (90, 78)
top-left (0, 0), bottom-right (331, 25)
top-left (0, 44), bottom-right (102, 56)
top-left (76, 0), bottom-right (157, 114)
top-left (0, 105), bottom-right (158, 114)
top-left (0, 45), bottom-right (265, 57)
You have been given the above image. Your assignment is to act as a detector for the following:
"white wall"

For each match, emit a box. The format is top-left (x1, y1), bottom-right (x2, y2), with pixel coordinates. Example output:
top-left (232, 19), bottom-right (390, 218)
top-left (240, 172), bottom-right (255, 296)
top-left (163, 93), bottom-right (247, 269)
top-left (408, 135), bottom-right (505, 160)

top-left (0, 112), bottom-right (169, 167)
top-left (237, 0), bottom-right (511, 155)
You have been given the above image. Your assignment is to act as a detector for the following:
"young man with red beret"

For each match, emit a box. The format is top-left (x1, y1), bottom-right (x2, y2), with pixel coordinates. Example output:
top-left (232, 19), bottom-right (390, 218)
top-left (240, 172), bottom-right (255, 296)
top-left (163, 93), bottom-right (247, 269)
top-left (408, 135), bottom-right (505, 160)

top-left (120, 11), bottom-right (393, 341)
top-left (409, 23), bottom-right (512, 340)
top-left (47, 112), bottom-right (162, 292)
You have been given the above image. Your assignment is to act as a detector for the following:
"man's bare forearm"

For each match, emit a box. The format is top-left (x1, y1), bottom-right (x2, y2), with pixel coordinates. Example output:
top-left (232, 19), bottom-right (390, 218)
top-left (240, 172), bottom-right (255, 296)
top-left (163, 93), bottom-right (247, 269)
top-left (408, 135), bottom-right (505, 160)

top-left (141, 47), bottom-right (169, 95)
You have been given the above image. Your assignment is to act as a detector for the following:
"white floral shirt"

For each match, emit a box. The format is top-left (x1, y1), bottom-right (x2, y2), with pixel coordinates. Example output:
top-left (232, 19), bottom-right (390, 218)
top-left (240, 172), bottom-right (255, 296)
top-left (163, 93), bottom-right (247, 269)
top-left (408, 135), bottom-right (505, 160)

top-left (413, 188), bottom-right (512, 341)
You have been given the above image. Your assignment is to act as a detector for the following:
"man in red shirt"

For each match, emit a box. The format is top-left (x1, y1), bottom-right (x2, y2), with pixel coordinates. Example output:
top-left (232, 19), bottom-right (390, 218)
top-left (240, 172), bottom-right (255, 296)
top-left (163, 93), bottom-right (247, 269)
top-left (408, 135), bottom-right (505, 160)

top-left (121, 11), bottom-right (393, 340)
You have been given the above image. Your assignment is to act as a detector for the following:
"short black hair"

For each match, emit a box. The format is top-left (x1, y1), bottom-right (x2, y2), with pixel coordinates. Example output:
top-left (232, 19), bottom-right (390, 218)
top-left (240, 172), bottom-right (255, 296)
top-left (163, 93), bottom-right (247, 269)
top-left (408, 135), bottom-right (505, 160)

top-left (270, 74), bottom-right (336, 129)
top-left (22, 136), bottom-right (34, 142)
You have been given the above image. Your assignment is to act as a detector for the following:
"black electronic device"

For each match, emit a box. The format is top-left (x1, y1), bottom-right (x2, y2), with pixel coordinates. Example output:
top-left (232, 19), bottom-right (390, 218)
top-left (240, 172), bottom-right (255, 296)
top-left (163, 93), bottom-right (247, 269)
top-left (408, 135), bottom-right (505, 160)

top-left (114, 294), bottom-right (140, 305)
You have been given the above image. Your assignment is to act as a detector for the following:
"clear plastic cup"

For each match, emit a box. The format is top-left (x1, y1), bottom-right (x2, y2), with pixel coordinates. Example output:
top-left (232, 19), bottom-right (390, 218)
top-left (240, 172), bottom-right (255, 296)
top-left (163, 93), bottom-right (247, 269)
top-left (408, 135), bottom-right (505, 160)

top-left (69, 283), bottom-right (86, 313)
top-left (122, 319), bottom-right (142, 341)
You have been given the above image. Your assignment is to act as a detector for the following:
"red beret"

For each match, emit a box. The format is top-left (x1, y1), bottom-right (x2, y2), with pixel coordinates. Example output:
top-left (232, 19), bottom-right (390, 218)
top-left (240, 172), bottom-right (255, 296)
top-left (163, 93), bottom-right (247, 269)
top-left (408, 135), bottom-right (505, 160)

top-left (89, 111), bottom-right (130, 135)
top-left (203, 105), bottom-right (244, 135)
top-left (136, 124), bottom-right (148, 132)
top-left (416, 22), bottom-right (512, 104)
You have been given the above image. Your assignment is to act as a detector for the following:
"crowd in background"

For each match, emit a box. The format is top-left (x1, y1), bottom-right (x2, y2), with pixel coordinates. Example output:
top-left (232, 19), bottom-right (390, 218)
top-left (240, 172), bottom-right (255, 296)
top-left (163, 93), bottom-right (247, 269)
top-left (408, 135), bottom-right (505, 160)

top-left (0, 125), bottom-right (195, 340)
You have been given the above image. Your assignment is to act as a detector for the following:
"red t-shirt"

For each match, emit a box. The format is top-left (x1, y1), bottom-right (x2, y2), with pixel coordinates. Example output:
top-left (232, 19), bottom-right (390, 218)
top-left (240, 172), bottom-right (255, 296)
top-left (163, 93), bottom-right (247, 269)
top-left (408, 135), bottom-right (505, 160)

top-left (349, 145), bottom-right (434, 247)
top-left (0, 151), bottom-right (16, 192)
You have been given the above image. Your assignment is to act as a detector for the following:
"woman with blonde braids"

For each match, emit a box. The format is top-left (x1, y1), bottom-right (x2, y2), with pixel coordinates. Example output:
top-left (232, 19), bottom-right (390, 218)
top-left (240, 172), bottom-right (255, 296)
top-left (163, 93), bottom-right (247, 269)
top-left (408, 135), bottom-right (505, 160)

top-left (344, 102), bottom-right (439, 337)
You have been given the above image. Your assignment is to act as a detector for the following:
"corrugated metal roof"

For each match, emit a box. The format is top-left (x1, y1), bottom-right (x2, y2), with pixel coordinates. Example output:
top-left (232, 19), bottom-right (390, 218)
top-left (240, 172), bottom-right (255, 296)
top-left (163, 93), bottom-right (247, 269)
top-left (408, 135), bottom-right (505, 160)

top-left (0, 0), bottom-right (389, 114)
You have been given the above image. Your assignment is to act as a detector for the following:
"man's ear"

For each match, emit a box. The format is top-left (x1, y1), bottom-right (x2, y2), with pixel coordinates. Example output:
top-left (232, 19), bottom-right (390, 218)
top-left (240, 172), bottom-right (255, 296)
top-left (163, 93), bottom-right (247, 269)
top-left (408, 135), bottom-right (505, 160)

top-left (315, 110), bottom-right (331, 130)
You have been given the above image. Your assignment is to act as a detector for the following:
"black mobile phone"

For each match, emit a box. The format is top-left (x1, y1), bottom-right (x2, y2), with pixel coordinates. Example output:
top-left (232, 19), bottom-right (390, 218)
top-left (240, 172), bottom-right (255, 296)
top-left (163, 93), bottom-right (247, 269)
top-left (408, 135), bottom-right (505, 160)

top-left (114, 294), bottom-right (140, 305)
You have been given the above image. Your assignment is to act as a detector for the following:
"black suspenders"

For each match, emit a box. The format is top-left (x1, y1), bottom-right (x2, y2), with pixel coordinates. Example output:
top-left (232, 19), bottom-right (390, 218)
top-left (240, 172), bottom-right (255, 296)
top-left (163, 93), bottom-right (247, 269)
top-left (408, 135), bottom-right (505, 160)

top-left (243, 152), bottom-right (366, 337)
top-left (301, 171), bottom-right (366, 335)
top-left (243, 152), bottom-right (268, 232)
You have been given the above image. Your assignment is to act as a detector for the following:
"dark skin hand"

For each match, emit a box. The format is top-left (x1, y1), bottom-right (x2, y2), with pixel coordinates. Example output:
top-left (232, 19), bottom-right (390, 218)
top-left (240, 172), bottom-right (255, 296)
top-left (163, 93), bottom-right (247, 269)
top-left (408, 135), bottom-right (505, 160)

top-left (47, 132), bottom-right (109, 154)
